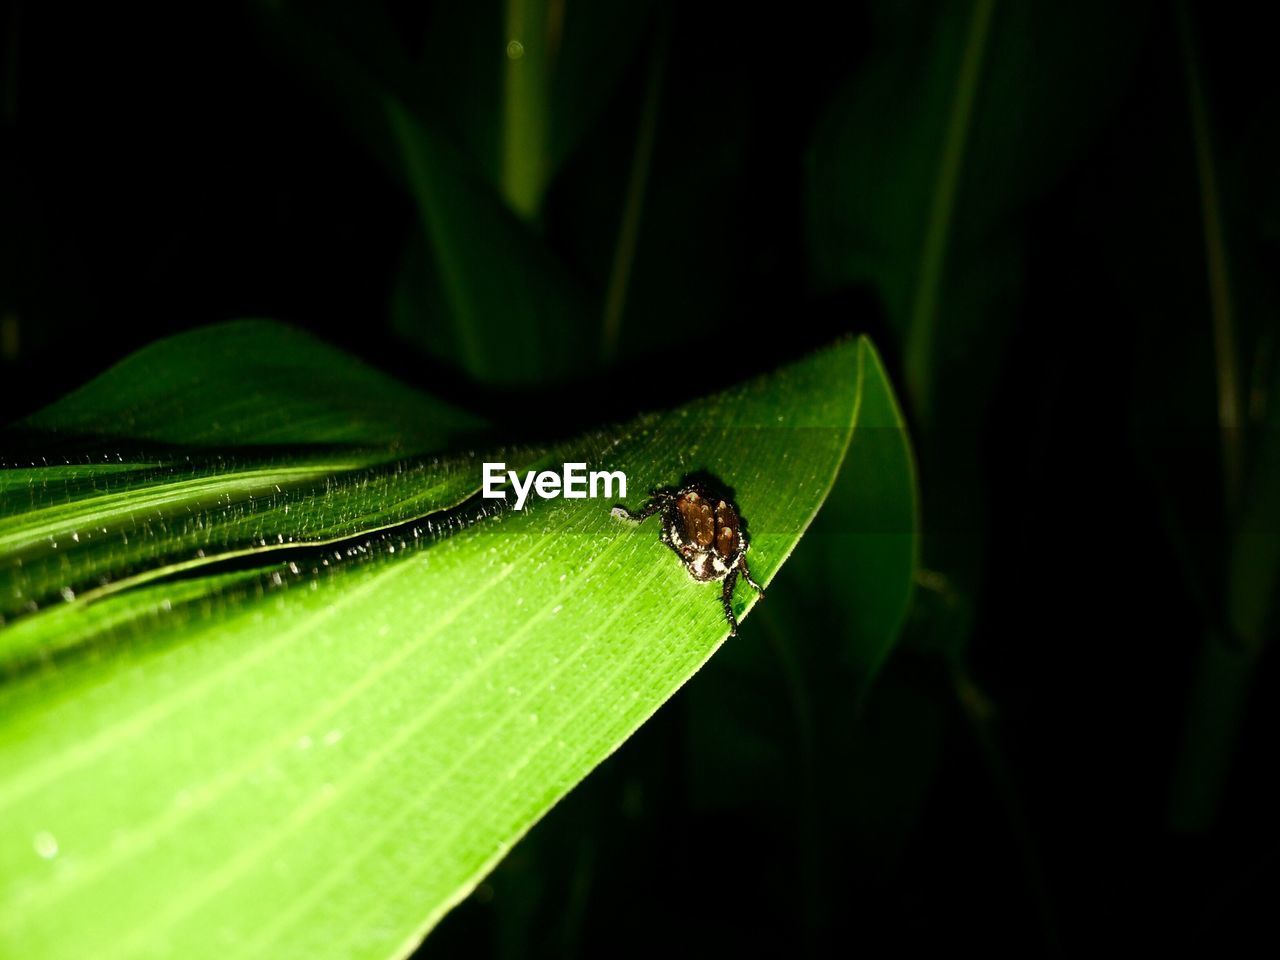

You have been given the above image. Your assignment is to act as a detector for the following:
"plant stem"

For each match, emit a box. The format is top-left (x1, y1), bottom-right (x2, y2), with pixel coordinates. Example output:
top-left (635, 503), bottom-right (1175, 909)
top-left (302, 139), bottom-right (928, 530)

top-left (1166, 1), bottom-right (1252, 834)
top-left (1179, 1), bottom-right (1242, 515)
top-left (501, 0), bottom-right (556, 219)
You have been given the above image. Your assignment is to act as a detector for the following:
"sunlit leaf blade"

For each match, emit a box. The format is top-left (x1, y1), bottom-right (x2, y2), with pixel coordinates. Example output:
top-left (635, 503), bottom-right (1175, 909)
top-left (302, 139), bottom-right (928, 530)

top-left (0, 449), bottom-right (494, 638)
top-left (1, 320), bottom-right (488, 627)
top-left (0, 336), bottom-right (886, 959)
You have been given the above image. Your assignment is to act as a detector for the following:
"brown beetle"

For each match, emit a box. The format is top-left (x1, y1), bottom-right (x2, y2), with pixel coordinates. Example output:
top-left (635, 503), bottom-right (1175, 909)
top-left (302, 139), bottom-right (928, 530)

top-left (612, 482), bottom-right (763, 635)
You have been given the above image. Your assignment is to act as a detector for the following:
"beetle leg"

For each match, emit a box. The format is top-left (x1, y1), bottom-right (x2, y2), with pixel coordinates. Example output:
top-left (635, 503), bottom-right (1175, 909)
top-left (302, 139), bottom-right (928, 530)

top-left (739, 556), bottom-right (765, 597)
top-left (610, 491), bottom-right (668, 523)
top-left (721, 568), bottom-right (740, 636)
top-left (660, 531), bottom-right (688, 564)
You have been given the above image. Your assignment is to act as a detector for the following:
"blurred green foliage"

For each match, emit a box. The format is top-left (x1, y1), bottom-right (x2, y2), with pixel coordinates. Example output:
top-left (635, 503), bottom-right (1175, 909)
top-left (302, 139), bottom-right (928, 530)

top-left (2, 0), bottom-right (1278, 954)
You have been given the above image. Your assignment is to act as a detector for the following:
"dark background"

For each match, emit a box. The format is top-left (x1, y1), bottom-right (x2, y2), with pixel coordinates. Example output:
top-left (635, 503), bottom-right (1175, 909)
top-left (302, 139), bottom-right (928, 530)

top-left (3, 0), bottom-right (1277, 955)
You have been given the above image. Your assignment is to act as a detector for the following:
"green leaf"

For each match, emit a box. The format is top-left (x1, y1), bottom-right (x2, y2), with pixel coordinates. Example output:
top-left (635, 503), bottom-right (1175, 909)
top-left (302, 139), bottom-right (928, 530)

top-left (807, 0), bottom-right (1142, 421)
top-left (682, 342), bottom-right (918, 929)
top-left (806, 0), bottom-right (1142, 597)
top-left (1154, 6), bottom-right (1280, 831)
top-left (1, 321), bottom-right (487, 629)
top-left (0, 331), bottom-right (899, 958)
top-left (772, 341), bottom-right (919, 690)
top-left (401, 0), bottom-right (654, 218)
top-left (252, 0), bottom-right (640, 384)
top-left (386, 101), bottom-right (589, 385)
top-left (13, 318), bottom-right (482, 449)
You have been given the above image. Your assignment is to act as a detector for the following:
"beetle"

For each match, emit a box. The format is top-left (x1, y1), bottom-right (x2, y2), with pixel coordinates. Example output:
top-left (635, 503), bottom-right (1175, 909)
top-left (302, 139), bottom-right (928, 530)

top-left (611, 481), bottom-right (763, 635)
